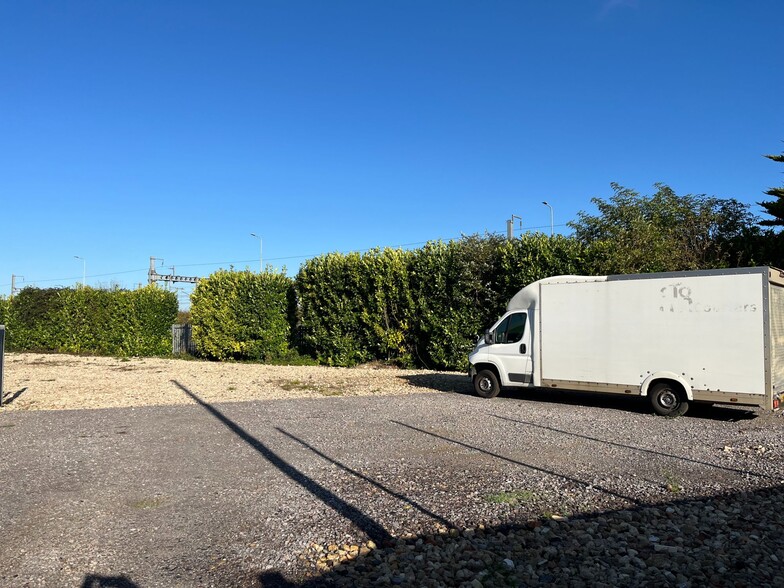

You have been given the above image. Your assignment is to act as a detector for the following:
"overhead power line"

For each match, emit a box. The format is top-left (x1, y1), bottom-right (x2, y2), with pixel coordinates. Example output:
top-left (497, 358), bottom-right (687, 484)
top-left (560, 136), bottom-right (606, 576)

top-left (1, 223), bottom-right (569, 289)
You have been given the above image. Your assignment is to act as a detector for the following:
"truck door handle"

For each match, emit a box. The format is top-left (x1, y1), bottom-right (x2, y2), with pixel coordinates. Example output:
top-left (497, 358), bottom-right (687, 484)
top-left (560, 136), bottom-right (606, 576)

top-left (520, 343), bottom-right (526, 354)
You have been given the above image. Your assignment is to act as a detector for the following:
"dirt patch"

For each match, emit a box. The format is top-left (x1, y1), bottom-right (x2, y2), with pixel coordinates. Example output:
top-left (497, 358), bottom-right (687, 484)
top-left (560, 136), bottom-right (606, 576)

top-left (0, 353), bottom-right (464, 411)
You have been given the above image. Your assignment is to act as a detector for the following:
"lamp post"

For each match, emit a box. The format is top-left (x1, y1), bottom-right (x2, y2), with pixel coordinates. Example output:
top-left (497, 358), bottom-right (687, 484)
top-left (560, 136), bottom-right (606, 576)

top-left (74, 256), bottom-right (86, 288)
top-left (250, 233), bottom-right (263, 273)
top-left (542, 201), bottom-right (554, 237)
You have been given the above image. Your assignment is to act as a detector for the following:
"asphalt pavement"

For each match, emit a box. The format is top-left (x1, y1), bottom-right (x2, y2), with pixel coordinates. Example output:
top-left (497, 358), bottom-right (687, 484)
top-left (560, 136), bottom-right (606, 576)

top-left (1, 382), bottom-right (782, 587)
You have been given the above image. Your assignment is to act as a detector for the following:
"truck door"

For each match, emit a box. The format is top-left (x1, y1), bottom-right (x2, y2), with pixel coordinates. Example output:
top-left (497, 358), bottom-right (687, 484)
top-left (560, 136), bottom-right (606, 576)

top-left (493, 312), bottom-right (532, 385)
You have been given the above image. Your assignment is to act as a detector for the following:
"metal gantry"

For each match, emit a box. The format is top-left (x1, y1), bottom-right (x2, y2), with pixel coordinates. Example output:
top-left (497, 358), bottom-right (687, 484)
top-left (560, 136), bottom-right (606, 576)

top-left (147, 257), bottom-right (200, 286)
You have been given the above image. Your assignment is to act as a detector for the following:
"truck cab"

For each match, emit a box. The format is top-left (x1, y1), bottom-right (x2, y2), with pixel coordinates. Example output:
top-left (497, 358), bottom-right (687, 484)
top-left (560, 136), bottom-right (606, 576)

top-left (469, 309), bottom-right (533, 398)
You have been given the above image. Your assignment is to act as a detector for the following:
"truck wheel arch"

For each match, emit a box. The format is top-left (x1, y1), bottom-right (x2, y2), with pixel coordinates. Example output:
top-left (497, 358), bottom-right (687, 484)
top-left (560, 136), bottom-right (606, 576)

top-left (473, 362), bottom-right (502, 384)
top-left (640, 372), bottom-right (693, 401)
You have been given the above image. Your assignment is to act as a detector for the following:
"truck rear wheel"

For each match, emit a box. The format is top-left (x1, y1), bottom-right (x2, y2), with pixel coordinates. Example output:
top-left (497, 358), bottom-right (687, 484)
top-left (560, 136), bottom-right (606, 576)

top-left (649, 382), bottom-right (689, 417)
top-left (474, 369), bottom-right (501, 398)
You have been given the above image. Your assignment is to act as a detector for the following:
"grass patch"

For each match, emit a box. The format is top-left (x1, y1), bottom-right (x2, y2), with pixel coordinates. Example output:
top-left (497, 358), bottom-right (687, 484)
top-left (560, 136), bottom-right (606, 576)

top-left (129, 496), bottom-right (166, 509)
top-left (280, 379), bottom-right (319, 392)
top-left (486, 489), bottom-right (536, 506)
top-left (280, 380), bottom-right (344, 396)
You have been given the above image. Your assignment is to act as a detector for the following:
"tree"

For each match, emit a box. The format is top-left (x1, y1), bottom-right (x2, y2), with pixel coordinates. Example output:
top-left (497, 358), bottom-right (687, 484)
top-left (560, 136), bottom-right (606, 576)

top-left (569, 183), bottom-right (760, 274)
top-left (758, 149), bottom-right (784, 227)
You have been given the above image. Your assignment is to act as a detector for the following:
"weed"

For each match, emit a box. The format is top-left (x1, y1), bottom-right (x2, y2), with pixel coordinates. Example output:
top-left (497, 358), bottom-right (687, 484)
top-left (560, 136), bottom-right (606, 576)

top-left (663, 472), bottom-right (682, 494)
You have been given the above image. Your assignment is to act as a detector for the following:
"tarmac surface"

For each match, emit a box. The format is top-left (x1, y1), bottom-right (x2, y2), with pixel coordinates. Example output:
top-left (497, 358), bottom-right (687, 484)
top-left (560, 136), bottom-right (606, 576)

top-left (1, 381), bottom-right (782, 587)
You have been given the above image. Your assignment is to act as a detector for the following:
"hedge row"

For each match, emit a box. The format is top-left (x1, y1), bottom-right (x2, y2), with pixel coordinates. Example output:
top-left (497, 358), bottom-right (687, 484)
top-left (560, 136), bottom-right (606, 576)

top-left (295, 234), bottom-right (588, 370)
top-left (3, 286), bottom-right (177, 356)
top-left (0, 235), bottom-right (587, 368)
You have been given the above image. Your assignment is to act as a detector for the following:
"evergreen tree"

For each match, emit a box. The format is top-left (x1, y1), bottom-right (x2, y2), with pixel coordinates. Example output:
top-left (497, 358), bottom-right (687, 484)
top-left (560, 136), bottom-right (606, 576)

top-left (759, 149), bottom-right (784, 227)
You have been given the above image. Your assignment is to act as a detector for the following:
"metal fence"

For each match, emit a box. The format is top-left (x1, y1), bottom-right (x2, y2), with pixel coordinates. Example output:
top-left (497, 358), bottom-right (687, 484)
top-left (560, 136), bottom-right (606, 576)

top-left (0, 325), bottom-right (5, 406)
top-left (172, 324), bottom-right (196, 355)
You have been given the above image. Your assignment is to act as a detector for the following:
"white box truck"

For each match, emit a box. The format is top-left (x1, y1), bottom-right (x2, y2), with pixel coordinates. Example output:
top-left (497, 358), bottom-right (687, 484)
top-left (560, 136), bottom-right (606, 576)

top-left (468, 267), bottom-right (784, 416)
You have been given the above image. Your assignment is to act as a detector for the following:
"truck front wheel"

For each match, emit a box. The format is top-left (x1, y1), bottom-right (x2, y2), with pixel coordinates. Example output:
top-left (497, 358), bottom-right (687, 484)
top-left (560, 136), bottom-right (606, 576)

top-left (474, 369), bottom-right (501, 399)
top-left (649, 382), bottom-right (689, 417)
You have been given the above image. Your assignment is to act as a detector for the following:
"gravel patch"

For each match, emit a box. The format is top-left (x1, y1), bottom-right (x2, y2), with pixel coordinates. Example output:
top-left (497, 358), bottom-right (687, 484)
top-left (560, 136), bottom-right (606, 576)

top-left (1, 354), bottom-right (783, 587)
top-left (1, 353), bottom-right (451, 411)
top-left (292, 486), bottom-right (784, 588)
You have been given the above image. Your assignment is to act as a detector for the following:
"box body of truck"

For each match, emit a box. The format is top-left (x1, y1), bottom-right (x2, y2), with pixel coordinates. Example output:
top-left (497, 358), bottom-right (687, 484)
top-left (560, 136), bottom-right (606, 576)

top-left (468, 267), bottom-right (784, 414)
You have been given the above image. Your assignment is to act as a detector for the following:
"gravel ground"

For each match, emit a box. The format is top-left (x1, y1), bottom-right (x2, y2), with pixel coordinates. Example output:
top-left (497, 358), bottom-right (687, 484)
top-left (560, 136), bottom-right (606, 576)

top-left (1, 353), bottom-right (783, 587)
top-left (0, 353), bottom-right (449, 411)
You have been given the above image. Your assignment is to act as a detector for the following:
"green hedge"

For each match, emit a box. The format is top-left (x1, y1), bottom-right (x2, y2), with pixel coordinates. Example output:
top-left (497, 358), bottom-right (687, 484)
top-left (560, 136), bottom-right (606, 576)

top-left (190, 269), bottom-right (294, 361)
top-left (296, 249), bottom-right (414, 366)
top-left (5, 286), bottom-right (177, 356)
top-left (294, 234), bottom-right (590, 370)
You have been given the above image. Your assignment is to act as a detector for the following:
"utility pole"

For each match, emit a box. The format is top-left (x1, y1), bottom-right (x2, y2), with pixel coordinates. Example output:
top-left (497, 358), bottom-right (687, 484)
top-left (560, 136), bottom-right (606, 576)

top-left (11, 274), bottom-right (23, 297)
top-left (506, 215), bottom-right (522, 240)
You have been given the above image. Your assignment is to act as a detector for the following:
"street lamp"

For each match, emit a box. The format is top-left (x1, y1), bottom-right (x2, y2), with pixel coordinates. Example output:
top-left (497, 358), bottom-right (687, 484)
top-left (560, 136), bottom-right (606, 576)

top-left (74, 256), bottom-right (86, 288)
top-left (542, 201), bottom-right (554, 237)
top-left (250, 233), bottom-right (263, 273)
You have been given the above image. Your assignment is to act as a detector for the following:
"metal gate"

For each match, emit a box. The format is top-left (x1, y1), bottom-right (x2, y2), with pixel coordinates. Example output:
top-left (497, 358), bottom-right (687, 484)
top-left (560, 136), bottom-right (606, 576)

top-left (172, 324), bottom-right (196, 355)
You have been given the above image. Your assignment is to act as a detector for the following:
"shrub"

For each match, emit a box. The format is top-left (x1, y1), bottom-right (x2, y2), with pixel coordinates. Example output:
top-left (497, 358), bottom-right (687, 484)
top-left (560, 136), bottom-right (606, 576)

top-left (296, 249), bottom-right (414, 366)
top-left (190, 269), bottom-right (293, 361)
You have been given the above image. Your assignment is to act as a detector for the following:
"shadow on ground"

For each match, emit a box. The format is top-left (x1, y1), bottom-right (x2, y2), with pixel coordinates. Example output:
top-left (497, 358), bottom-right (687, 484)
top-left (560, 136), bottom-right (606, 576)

top-left (171, 379), bottom-right (773, 588)
top-left (401, 373), bottom-right (758, 421)
top-left (0, 387), bottom-right (28, 406)
top-left (81, 575), bottom-right (139, 588)
top-left (509, 387), bottom-right (759, 422)
top-left (399, 373), bottom-right (473, 394)
top-left (252, 484), bottom-right (784, 587)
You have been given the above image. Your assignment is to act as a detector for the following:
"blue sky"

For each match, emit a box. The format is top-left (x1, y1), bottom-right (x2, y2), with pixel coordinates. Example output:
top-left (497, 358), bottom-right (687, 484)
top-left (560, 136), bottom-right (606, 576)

top-left (2, 0), bottom-right (783, 306)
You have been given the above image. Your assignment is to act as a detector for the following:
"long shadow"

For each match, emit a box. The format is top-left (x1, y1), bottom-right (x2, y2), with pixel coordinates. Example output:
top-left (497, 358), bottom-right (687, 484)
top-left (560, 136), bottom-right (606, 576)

top-left (276, 427), bottom-right (454, 529)
top-left (391, 420), bottom-right (642, 505)
top-left (0, 387), bottom-right (28, 406)
top-left (171, 380), bottom-right (392, 544)
top-left (492, 414), bottom-right (777, 481)
top-left (81, 575), bottom-right (139, 588)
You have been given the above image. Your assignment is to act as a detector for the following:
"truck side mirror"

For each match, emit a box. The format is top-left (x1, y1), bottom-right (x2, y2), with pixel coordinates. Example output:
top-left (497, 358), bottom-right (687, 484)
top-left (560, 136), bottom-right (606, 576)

top-left (484, 330), bottom-right (493, 345)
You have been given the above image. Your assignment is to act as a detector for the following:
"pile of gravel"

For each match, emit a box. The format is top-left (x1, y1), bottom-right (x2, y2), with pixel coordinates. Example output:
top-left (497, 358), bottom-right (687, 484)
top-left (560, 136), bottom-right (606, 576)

top-left (290, 484), bottom-right (784, 587)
